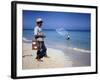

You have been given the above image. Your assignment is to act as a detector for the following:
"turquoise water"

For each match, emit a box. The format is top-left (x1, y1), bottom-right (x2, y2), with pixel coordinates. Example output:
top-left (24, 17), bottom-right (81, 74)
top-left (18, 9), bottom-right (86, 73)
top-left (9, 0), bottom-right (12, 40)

top-left (23, 29), bottom-right (90, 52)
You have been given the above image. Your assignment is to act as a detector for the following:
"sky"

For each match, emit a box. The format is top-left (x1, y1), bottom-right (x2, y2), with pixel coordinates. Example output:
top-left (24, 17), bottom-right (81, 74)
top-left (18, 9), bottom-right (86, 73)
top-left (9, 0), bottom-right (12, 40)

top-left (23, 10), bottom-right (90, 30)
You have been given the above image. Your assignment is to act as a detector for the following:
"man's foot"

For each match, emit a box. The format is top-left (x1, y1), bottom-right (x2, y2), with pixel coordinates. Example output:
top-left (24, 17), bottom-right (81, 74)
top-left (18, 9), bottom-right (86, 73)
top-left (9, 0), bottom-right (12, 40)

top-left (36, 56), bottom-right (43, 62)
top-left (35, 57), bottom-right (38, 59)
top-left (37, 59), bottom-right (43, 62)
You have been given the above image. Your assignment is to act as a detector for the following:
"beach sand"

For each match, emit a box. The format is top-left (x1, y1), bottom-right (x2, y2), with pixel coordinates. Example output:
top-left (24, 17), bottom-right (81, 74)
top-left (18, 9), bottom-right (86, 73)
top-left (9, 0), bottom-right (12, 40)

top-left (22, 42), bottom-right (90, 69)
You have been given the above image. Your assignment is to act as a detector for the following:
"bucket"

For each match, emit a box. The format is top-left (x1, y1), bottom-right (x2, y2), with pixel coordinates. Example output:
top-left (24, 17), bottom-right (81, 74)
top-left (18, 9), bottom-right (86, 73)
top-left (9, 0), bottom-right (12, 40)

top-left (32, 40), bottom-right (38, 50)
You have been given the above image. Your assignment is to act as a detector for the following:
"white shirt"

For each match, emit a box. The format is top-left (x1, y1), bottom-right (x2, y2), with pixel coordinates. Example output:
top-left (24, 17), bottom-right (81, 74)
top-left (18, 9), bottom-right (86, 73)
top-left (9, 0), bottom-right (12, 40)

top-left (34, 26), bottom-right (44, 41)
top-left (34, 26), bottom-right (42, 35)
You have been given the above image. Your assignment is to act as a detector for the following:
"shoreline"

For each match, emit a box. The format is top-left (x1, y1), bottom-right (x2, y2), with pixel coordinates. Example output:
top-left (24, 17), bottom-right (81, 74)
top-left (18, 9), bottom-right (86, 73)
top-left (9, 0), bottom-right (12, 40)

top-left (22, 42), bottom-right (90, 69)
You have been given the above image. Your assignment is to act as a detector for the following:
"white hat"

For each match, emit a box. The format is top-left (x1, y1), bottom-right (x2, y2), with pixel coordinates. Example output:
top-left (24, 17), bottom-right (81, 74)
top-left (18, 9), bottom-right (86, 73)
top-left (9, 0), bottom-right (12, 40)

top-left (36, 18), bottom-right (43, 23)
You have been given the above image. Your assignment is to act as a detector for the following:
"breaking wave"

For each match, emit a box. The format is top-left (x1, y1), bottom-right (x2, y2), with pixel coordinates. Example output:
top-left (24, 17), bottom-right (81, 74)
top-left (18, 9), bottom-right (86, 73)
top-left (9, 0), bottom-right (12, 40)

top-left (56, 28), bottom-right (69, 37)
top-left (23, 37), bottom-right (32, 43)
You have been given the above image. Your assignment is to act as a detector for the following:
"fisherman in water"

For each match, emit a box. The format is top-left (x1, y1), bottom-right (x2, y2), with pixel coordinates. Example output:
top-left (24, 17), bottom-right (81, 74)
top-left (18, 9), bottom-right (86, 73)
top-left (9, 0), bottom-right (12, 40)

top-left (34, 18), bottom-right (49, 62)
top-left (66, 34), bottom-right (70, 40)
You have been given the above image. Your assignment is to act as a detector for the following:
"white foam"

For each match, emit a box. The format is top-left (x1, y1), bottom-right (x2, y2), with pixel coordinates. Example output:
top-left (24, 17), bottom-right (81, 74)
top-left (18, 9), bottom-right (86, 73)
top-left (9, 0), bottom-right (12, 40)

top-left (68, 47), bottom-right (90, 53)
top-left (23, 37), bottom-right (32, 42)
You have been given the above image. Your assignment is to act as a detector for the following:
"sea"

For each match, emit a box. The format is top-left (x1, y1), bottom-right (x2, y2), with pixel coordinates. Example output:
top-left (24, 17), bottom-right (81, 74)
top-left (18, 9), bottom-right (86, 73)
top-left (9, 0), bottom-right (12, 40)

top-left (23, 29), bottom-right (90, 53)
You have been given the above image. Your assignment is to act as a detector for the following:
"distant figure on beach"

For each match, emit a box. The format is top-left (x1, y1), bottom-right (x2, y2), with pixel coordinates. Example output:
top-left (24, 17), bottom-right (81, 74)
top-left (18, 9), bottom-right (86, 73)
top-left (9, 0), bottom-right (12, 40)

top-left (34, 18), bottom-right (48, 62)
top-left (66, 35), bottom-right (70, 40)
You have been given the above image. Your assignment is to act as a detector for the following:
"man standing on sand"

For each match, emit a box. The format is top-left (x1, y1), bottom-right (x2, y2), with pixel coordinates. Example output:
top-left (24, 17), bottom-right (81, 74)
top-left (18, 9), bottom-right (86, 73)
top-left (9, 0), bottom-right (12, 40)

top-left (34, 18), bottom-right (48, 62)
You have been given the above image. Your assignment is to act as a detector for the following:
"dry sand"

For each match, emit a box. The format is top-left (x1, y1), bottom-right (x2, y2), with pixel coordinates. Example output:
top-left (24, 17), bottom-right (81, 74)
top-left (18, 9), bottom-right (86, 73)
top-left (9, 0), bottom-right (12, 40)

top-left (22, 42), bottom-right (72, 69)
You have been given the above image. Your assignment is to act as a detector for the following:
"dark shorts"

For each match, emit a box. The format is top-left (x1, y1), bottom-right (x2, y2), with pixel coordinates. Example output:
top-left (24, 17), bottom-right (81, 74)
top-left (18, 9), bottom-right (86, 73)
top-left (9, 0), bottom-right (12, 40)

top-left (37, 41), bottom-right (47, 59)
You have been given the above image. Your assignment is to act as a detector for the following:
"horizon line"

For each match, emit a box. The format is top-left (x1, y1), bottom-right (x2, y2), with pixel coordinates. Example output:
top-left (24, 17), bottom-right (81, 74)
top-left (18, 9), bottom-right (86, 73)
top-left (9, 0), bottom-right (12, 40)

top-left (23, 28), bottom-right (90, 31)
